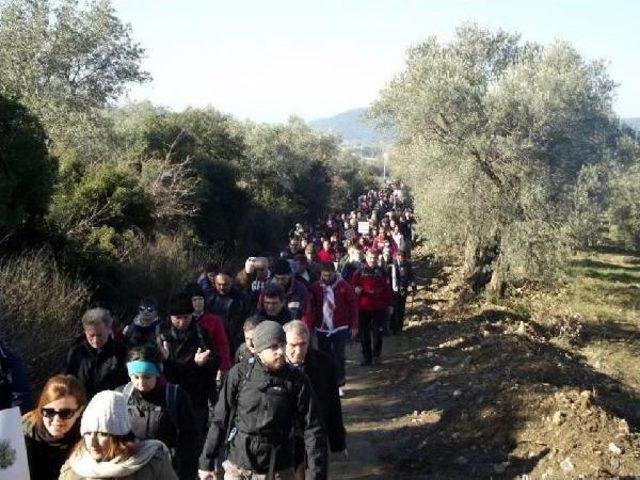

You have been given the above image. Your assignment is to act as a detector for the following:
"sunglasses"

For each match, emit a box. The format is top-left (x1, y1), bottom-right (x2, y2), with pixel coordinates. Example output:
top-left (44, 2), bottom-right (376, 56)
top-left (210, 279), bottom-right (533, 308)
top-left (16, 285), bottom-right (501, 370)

top-left (138, 305), bottom-right (155, 313)
top-left (42, 407), bottom-right (79, 420)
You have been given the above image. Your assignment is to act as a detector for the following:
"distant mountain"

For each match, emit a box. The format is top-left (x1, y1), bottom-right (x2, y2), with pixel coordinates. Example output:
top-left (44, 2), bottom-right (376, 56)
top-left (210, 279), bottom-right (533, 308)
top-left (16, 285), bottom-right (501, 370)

top-left (309, 108), bottom-right (395, 147)
top-left (622, 118), bottom-right (640, 133)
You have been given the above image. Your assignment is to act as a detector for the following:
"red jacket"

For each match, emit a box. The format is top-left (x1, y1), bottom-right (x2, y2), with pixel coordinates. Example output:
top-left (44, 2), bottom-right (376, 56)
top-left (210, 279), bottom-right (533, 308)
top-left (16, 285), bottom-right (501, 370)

top-left (350, 266), bottom-right (393, 311)
top-left (310, 277), bottom-right (359, 331)
top-left (317, 249), bottom-right (335, 263)
top-left (195, 312), bottom-right (232, 371)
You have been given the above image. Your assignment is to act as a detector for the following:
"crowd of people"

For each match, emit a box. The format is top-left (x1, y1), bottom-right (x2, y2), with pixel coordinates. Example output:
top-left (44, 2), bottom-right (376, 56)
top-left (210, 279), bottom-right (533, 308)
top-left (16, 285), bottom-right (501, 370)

top-left (0, 181), bottom-right (417, 480)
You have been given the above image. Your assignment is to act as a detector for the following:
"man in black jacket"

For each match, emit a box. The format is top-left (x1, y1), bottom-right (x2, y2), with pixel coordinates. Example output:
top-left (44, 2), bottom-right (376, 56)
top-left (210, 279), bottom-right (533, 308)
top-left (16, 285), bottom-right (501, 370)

top-left (208, 271), bottom-right (247, 356)
top-left (65, 307), bottom-right (128, 399)
top-left (198, 321), bottom-right (327, 480)
top-left (158, 292), bottom-right (220, 447)
top-left (256, 283), bottom-right (293, 326)
top-left (284, 320), bottom-right (346, 479)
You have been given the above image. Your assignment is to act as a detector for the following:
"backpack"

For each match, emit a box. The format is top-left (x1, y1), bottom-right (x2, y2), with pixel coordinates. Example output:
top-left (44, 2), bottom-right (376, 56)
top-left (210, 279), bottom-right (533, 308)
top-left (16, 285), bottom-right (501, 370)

top-left (122, 382), bottom-right (179, 429)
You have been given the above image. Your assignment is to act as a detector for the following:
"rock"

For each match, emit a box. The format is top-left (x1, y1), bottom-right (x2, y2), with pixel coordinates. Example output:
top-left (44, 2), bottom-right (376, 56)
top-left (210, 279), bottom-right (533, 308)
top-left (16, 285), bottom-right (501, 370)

top-left (618, 419), bottom-right (630, 435)
top-left (560, 457), bottom-right (574, 473)
top-left (455, 455), bottom-right (468, 465)
top-left (552, 411), bottom-right (566, 425)
top-left (452, 389), bottom-right (462, 397)
top-left (608, 442), bottom-right (623, 455)
top-left (412, 410), bottom-right (418, 417)
top-left (432, 365), bottom-right (442, 372)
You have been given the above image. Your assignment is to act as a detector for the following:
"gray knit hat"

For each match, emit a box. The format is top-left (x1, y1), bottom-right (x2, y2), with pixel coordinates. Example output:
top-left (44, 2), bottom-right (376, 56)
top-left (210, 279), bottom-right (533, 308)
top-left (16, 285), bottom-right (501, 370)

top-left (252, 320), bottom-right (286, 353)
top-left (80, 391), bottom-right (131, 436)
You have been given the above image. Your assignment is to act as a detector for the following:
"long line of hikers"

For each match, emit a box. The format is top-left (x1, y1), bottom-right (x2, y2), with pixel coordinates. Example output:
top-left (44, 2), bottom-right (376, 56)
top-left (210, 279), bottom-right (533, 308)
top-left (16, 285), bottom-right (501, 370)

top-left (0, 180), bottom-right (417, 480)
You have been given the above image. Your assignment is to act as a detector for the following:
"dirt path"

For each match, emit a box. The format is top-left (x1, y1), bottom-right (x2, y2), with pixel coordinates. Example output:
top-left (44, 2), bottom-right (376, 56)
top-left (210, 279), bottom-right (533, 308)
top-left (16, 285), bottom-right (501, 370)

top-left (326, 252), bottom-right (640, 479)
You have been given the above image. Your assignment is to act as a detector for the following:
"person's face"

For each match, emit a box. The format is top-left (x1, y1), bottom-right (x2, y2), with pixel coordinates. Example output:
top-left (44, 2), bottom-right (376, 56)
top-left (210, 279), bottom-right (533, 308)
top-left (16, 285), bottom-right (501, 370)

top-left (244, 328), bottom-right (256, 352)
top-left (130, 372), bottom-right (157, 393)
top-left (41, 396), bottom-right (81, 438)
top-left (192, 296), bottom-right (205, 313)
top-left (170, 314), bottom-right (191, 331)
top-left (84, 431), bottom-right (111, 461)
top-left (296, 259), bottom-right (307, 273)
top-left (206, 271), bottom-right (217, 285)
top-left (273, 274), bottom-right (290, 290)
top-left (366, 252), bottom-right (378, 267)
top-left (84, 323), bottom-right (109, 349)
top-left (320, 270), bottom-right (336, 285)
top-left (305, 251), bottom-right (314, 263)
top-left (138, 304), bottom-right (156, 324)
top-left (258, 342), bottom-right (286, 371)
top-left (286, 332), bottom-right (309, 365)
top-left (263, 296), bottom-right (284, 316)
top-left (300, 239), bottom-right (308, 249)
top-left (215, 274), bottom-right (232, 295)
top-left (322, 241), bottom-right (331, 251)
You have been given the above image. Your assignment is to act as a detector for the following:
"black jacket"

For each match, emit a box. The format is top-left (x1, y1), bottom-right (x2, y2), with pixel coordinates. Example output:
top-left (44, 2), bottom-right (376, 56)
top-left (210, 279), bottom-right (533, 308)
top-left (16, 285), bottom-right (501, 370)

top-left (117, 381), bottom-right (198, 480)
top-left (298, 349), bottom-right (346, 452)
top-left (207, 289), bottom-right (246, 354)
top-left (199, 358), bottom-right (327, 479)
top-left (158, 321), bottom-right (219, 407)
top-left (256, 307), bottom-right (292, 326)
top-left (64, 336), bottom-right (128, 399)
top-left (22, 414), bottom-right (80, 480)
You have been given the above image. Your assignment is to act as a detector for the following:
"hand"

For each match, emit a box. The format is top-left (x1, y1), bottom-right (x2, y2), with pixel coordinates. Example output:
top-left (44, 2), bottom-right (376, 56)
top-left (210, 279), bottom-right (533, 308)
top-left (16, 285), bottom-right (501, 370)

top-left (194, 347), bottom-right (211, 366)
top-left (354, 286), bottom-right (362, 296)
top-left (245, 257), bottom-right (255, 275)
top-left (350, 329), bottom-right (359, 340)
top-left (158, 340), bottom-right (170, 360)
top-left (198, 470), bottom-right (215, 480)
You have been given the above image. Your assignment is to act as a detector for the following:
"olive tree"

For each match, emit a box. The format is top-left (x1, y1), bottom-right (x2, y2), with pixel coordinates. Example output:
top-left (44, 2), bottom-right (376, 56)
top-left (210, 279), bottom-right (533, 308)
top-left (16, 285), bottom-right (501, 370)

top-left (372, 23), bottom-right (618, 293)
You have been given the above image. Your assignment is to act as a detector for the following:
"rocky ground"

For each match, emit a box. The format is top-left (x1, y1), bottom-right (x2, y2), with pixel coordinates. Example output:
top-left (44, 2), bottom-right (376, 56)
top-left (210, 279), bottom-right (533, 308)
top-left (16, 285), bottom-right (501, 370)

top-left (331, 249), bottom-right (640, 479)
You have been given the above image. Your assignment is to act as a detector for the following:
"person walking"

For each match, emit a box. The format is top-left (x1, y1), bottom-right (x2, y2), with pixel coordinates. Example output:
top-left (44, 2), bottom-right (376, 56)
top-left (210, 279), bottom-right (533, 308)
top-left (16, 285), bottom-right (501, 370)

top-left (198, 321), bottom-right (327, 480)
top-left (59, 390), bottom-right (178, 480)
top-left (22, 374), bottom-right (87, 480)
top-left (65, 308), bottom-right (129, 399)
top-left (284, 321), bottom-right (346, 480)
top-left (310, 262), bottom-right (358, 391)
top-left (350, 249), bottom-right (393, 365)
top-left (118, 344), bottom-right (199, 480)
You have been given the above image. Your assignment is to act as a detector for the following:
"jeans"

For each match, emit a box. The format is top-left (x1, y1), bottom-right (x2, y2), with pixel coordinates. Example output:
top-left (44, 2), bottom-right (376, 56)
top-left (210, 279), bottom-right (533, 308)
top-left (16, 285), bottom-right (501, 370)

top-left (316, 328), bottom-right (350, 386)
top-left (359, 309), bottom-right (386, 362)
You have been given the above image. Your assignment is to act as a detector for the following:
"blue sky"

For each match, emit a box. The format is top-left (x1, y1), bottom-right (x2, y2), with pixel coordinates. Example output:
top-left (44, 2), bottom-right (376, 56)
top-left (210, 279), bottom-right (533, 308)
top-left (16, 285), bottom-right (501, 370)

top-left (113, 0), bottom-right (639, 123)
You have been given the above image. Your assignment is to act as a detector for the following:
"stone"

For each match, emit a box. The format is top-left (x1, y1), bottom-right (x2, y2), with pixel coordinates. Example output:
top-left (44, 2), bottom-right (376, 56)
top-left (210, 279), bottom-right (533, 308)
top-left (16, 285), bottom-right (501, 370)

top-left (552, 411), bottom-right (566, 425)
top-left (493, 462), bottom-right (510, 474)
top-left (618, 419), bottom-right (630, 435)
top-left (560, 457), bottom-right (574, 473)
top-left (432, 365), bottom-right (442, 372)
top-left (452, 389), bottom-right (462, 397)
top-left (608, 443), bottom-right (623, 455)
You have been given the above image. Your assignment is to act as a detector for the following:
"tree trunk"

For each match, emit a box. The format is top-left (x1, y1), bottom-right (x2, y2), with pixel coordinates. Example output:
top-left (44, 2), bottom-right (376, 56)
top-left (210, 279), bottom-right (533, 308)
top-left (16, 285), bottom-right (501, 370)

top-left (464, 236), bottom-right (501, 292)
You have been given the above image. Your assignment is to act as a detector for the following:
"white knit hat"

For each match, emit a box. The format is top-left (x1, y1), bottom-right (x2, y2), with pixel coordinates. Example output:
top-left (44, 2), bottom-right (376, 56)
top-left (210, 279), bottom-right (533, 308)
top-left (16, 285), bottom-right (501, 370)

top-left (80, 391), bottom-right (131, 436)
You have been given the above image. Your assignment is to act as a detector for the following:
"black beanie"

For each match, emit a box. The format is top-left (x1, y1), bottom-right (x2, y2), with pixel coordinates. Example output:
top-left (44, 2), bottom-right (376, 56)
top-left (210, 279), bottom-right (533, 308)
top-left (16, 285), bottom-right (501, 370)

top-left (272, 258), bottom-right (292, 275)
top-left (168, 292), bottom-right (193, 316)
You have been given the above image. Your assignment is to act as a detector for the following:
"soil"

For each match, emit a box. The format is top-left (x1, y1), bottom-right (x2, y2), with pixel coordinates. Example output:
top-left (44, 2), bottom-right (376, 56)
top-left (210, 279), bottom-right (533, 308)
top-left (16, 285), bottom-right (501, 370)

top-left (330, 250), bottom-right (640, 479)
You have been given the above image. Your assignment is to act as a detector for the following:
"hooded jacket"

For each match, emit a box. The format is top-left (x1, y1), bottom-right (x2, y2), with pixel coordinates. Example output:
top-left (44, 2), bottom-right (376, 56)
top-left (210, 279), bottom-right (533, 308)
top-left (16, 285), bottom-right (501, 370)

top-left (59, 439), bottom-right (178, 480)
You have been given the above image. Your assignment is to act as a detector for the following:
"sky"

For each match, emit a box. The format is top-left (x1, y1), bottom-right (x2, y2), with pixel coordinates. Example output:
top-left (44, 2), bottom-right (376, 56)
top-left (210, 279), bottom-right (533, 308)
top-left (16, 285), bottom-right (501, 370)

top-left (113, 0), bottom-right (640, 123)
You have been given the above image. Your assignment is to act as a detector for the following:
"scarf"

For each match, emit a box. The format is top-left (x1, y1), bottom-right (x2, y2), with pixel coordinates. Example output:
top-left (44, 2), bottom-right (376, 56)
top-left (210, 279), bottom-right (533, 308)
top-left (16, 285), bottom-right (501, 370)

top-left (68, 439), bottom-right (167, 478)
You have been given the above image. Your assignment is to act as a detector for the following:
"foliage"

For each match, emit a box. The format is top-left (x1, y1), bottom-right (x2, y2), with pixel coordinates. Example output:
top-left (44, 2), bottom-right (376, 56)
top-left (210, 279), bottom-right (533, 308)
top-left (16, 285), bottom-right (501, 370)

top-left (0, 249), bottom-right (90, 384)
top-left (0, 95), bottom-right (57, 240)
top-left (607, 161), bottom-right (640, 252)
top-left (372, 23), bottom-right (620, 292)
top-left (0, 0), bottom-right (149, 152)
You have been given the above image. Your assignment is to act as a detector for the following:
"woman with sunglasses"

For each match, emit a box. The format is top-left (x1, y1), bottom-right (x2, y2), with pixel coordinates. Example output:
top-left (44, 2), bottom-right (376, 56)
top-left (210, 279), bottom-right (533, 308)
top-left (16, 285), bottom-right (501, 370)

top-left (22, 374), bottom-right (87, 480)
top-left (123, 297), bottom-right (161, 349)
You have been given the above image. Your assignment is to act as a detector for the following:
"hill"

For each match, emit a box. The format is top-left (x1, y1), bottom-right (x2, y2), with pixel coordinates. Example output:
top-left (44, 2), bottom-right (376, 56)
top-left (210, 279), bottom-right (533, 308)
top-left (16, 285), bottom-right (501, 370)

top-left (309, 108), bottom-right (395, 147)
top-left (622, 117), bottom-right (640, 133)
